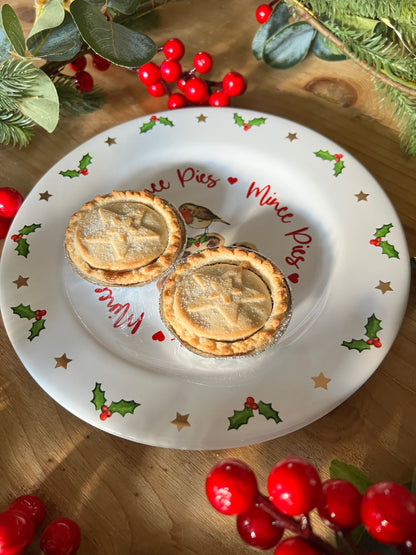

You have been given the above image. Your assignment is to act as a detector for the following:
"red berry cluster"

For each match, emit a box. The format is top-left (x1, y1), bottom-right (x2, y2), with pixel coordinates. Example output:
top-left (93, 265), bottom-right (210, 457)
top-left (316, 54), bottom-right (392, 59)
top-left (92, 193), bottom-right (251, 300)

top-left (68, 53), bottom-right (112, 92)
top-left (0, 494), bottom-right (80, 554)
top-left (137, 38), bottom-right (247, 109)
top-left (206, 456), bottom-right (416, 554)
top-left (0, 187), bottom-right (23, 239)
top-left (100, 404), bottom-right (113, 421)
top-left (370, 237), bottom-right (382, 247)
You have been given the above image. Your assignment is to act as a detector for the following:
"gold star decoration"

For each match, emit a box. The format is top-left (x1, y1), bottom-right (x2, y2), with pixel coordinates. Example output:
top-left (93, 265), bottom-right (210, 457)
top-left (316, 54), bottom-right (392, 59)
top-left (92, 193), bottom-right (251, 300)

top-left (376, 280), bottom-right (393, 294)
top-left (39, 191), bottom-right (52, 201)
top-left (286, 132), bottom-right (298, 141)
top-left (12, 275), bottom-right (29, 288)
top-left (105, 137), bottom-right (116, 146)
top-left (171, 412), bottom-right (190, 431)
top-left (355, 191), bottom-right (369, 202)
top-left (197, 114), bottom-right (207, 122)
top-left (54, 354), bottom-right (72, 369)
top-left (312, 372), bottom-right (331, 390)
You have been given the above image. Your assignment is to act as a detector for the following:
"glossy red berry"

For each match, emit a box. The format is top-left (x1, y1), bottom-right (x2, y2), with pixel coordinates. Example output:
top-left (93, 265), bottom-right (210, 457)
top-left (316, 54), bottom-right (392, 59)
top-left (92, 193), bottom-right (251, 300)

top-left (0, 187), bottom-right (23, 218)
top-left (1, 216), bottom-right (13, 239)
top-left (0, 509), bottom-right (35, 555)
top-left (193, 52), bottom-right (213, 74)
top-left (222, 71), bottom-right (247, 96)
top-left (160, 59), bottom-right (182, 83)
top-left (267, 455), bottom-right (322, 516)
top-left (273, 536), bottom-right (322, 555)
top-left (68, 56), bottom-right (86, 72)
top-left (7, 495), bottom-right (46, 530)
top-left (167, 93), bottom-right (188, 110)
top-left (137, 62), bottom-right (161, 86)
top-left (317, 479), bottom-right (362, 530)
top-left (256, 4), bottom-right (273, 24)
top-left (184, 77), bottom-right (208, 103)
top-left (206, 458), bottom-right (257, 515)
top-left (209, 90), bottom-right (230, 107)
top-left (147, 82), bottom-right (167, 97)
top-left (40, 517), bottom-right (81, 555)
top-left (74, 71), bottom-right (94, 92)
top-left (361, 481), bottom-right (416, 544)
top-left (163, 38), bottom-right (185, 60)
top-left (236, 498), bottom-right (284, 550)
top-left (91, 54), bottom-right (111, 71)
top-left (177, 77), bottom-right (187, 92)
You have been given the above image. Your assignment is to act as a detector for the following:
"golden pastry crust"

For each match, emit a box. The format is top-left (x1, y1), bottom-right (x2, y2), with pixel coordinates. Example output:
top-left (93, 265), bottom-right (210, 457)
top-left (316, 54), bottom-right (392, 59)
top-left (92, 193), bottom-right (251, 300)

top-left (65, 190), bottom-right (185, 286)
top-left (160, 246), bottom-right (291, 357)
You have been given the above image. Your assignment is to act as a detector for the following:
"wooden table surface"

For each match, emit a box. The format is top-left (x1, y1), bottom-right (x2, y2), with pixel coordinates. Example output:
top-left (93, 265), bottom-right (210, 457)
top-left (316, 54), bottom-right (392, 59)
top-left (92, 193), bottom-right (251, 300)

top-left (1, 1), bottom-right (415, 553)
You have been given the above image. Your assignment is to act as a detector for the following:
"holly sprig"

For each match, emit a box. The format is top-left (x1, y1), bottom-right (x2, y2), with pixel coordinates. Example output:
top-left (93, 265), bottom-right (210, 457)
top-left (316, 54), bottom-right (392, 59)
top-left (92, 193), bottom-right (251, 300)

top-left (10, 223), bottom-right (41, 258)
top-left (314, 150), bottom-right (345, 176)
top-left (342, 314), bottom-right (383, 352)
top-left (369, 223), bottom-right (400, 259)
top-left (233, 112), bottom-right (266, 131)
top-left (228, 397), bottom-right (282, 430)
top-left (59, 153), bottom-right (92, 178)
top-left (91, 382), bottom-right (140, 421)
top-left (139, 115), bottom-right (174, 133)
top-left (11, 303), bottom-right (47, 340)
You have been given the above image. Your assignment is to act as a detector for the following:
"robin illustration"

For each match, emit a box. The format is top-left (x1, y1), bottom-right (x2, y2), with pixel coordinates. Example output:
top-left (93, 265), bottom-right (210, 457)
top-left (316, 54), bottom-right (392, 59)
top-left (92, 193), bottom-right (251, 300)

top-left (179, 203), bottom-right (230, 230)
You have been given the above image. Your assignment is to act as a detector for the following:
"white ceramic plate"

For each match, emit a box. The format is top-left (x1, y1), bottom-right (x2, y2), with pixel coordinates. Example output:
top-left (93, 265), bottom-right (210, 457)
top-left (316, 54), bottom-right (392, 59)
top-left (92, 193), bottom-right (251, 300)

top-left (0, 107), bottom-right (410, 449)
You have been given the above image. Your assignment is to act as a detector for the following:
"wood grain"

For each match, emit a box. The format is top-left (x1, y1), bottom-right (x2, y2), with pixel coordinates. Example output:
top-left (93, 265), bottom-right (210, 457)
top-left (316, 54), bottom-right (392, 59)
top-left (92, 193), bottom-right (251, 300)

top-left (1, 1), bottom-right (415, 554)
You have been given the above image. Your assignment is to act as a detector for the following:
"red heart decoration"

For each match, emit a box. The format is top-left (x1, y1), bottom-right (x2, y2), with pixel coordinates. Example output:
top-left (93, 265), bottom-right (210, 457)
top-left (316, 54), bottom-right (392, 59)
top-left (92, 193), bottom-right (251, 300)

top-left (228, 177), bottom-right (238, 185)
top-left (288, 273), bottom-right (299, 284)
top-left (152, 331), bottom-right (165, 342)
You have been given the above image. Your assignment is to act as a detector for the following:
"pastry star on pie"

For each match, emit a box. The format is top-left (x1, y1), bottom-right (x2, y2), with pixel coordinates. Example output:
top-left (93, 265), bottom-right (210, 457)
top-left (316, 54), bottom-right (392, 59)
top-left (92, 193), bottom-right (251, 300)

top-left (160, 246), bottom-right (291, 357)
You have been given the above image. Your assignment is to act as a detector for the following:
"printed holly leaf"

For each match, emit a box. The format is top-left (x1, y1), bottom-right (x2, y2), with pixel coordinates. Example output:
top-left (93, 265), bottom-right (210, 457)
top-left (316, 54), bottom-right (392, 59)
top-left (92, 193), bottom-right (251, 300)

top-left (374, 223), bottom-right (393, 238)
top-left (108, 399), bottom-right (140, 416)
top-left (334, 160), bottom-right (345, 176)
top-left (28, 319), bottom-right (45, 340)
top-left (228, 407), bottom-right (254, 430)
top-left (342, 339), bottom-right (371, 351)
top-left (15, 237), bottom-right (30, 257)
top-left (59, 169), bottom-right (80, 178)
top-left (11, 304), bottom-right (36, 319)
top-left (158, 116), bottom-right (174, 127)
top-left (19, 223), bottom-right (41, 235)
top-left (379, 240), bottom-right (399, 259)
top-left (140, 121), bottom-right (157, 133)
top-left (365, 314), bottom-right (382, 340)
top-left (314, 150), bottom-right (335, 161)
top-left (247, 117), bottom-right (266, 127)
top-left (78, 153), bottom-right (92, 170)
top-left (91, 382), bottom-right (106, 410)
top-left (257, 401), bottom-right (282, 424)
top-left (233, 113), bottom-right (245, 127)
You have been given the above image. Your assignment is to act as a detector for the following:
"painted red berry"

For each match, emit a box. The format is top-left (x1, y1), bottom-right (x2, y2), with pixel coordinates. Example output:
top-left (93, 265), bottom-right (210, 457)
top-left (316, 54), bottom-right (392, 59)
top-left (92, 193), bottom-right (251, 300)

top-left (99, 412), bottom-right (107, 421)
top-left (74, 70), bottom-right (94, 92)
top-left (8, 495), bottom-right (46, 530)
top-left (267, 455), bottom-right (322, 516)
top-left (163, 38), bottom-right (185, 60)
top-left (361, 481), bottom-right (416, 544)
top-left (137, 62), bottom-right (161, 86)
top-left (160, 59), bottom-right (182, 83)
top-left (147, 82), bottom-right (167, 97)
top-left (184, 77), bottom-right (209, 103)
top-left (367, 339), bottom-right (374, 345)
top-left (373, 339), bottom-right (382, 348)
top-left (237, 497), bottom-right (284, 550)
top-left (40, 517), bottom-right (81, 555)
top-left (0, 187), bottom-right (23, 218)
top-left (68, 56), bottom-right (86, 72)
top-left (209, 90), bottom-right (230, 107)
top-left (273, 536), bottom-right (322, 555)
top-left (246, 397), bottom-right (255, 405)
top-left (243, 123), bottom-right (251, 131)
top-left (206, 458), bottom-right (257, 515)
top-left (222, 72), bottom-right (247, 96)
top-left (317, 479), bottom-right (362, 530)
top-left (370, 239), bottom-right (377, 245)
top-left (256, 4), bottom-right (273, 24)
top-left (168, 93), bottom-right (188, 110)
top-left (0, 509), bottom-right (35, 555)
top-left (193, 52), bottom-right (213, 74)
top-left (91, 54), bottom-right (111, 71)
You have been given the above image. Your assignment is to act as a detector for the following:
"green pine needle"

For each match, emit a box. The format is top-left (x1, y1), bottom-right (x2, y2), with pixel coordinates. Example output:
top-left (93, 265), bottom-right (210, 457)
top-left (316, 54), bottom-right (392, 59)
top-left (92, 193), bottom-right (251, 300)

top-left (53, 74), bottom-right (106, 116)
top-left (0, 110), bottom-right (34, 148)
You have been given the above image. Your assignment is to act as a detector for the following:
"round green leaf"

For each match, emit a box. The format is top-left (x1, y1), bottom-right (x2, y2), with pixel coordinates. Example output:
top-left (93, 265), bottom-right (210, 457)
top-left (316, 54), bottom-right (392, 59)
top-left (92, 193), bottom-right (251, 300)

top-left (252, 2), bottom-right (290, 60)
top-left (107, 0), bottom-right (144, 16)
top-left (70, 0), bottom-right (156, 67)
top-left (27, 11), bottom-right (82, 61)
top-left (17, 67), bottom-right (59, 133)
top-left (311, 32), bottom-right (346, 61)
top-left (263, 21), bottom-right (316, 69)
top-left (28, 0), bottom-right (65, 39)
top-left (0, 4), bottom-right (25, 57)
top-left (0, 25), bottom-right (12, 62)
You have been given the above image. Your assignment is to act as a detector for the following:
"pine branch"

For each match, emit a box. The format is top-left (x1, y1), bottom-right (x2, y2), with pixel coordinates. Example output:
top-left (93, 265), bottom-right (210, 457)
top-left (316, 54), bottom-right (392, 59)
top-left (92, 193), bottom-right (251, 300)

top-left (0, 59), bottom-right (39, 98)
top-left (0, 110), bottom-right (34, 148)
top-left (53, 74), bottom-right (106, 116)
